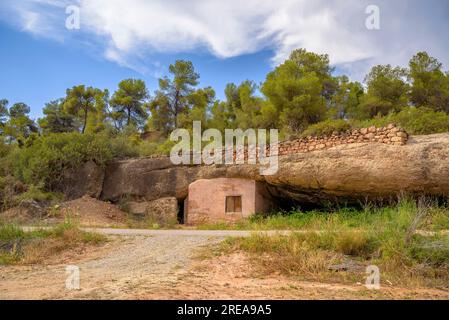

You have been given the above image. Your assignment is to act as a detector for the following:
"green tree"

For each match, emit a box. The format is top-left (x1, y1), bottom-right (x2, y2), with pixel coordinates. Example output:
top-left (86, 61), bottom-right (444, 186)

top-left (233, 81), bottom-right (264, 129)
top-left (207, 81), bottom-right (268, 131)
top-left (86, 89), bottom-right (110, 133)
top-left (289, 48), bottom-right (338, 101)
top-left (328, 76), bottom-right (364, 120)
top-left (208, 101), bottom-right (230, 133)
top-left (63, 85), bottom-right (104, 134)
top-left (409, 52), bottom-right (449, 112)
top-left (110, 79), bottom-right (148, 129)
top-left (149, 60), bottom-right (199, 135)
top-left (221, 82), bottom-right (241, 126)
top-left (0, 99), bottom-right (9, 134)
top-left (358, 65), bottom-right (409, 119)
top-left (38, 99), bottom-right (78, 134)
top-left (3, 102), bottom-right (38, 145)
top-left (261, 49), bottom-right (333, 134)
top-left (178, 87), bottom-right (216, 130)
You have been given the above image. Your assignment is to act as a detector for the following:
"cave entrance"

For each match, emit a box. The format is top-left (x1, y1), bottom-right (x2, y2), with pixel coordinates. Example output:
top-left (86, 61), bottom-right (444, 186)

top-left (177, 197), bottom-right (187, 224)
top-left (265, 185), bottom-right (345, 213)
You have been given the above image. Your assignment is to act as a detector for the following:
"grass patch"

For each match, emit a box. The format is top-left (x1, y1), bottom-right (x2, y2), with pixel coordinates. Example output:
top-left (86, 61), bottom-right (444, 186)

top-left (218, 199), bottom-right (449, 288)
top-left (0, 220), bottom-right (107, 265)
top-left (198, 199), bottom-right (449, 232)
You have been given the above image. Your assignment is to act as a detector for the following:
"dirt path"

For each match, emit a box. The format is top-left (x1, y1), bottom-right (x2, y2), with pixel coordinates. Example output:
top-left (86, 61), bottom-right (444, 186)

top-left (0, 233), bottom-right (227, 300)
top-left (23, 227), bottom-right (293, 237)
top-left (1, 230), bottom-right (449, 300)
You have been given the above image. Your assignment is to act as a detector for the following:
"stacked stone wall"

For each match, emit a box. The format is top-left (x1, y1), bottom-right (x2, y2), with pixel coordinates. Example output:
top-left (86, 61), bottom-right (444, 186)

top-left (143, 124), bottom-right (409, 160)
top-left (277, 123), bottom-right (408, 155)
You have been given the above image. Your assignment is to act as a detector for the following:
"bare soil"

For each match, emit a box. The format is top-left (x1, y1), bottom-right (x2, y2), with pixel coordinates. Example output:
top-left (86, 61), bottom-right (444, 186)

top-left (1, 196), bottom-right (128, 227)
top-left (57, 196), bottom-right (127, 227)
top-left (1, 231), bottom-right (448, 300)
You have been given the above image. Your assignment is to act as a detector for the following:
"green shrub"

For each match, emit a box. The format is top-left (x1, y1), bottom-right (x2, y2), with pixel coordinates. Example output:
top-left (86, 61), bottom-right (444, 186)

top-left (0, 139), bottom-right (11, 158)
top-left (0, 175), bottom-right (19, 210)
top-left (0, 141), bottom-right (15, 177)
top-left (391, 107), bottom-right (449, 135)
top-left (408, 235), bottom-right (449, 266)
top-left (302, 119), bottom-right (351, 137)
top-left (0, 223), bottom-right (25, 241)
top-left (137, 141), bottom-right (164, 157)
top-left (302, 107), bottom-right (449, 138)
top-left (14, 184), bottom-right (62, 203)
top-left (108, 134), bottom-right (140, 158)
top-left (351, 107), bottom-right (449, 135)
top-left (11, 132), bottom-right (114, 190)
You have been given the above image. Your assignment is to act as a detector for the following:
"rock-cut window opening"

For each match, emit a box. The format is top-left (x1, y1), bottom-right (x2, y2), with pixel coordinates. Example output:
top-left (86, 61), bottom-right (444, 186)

top-left (226, 196), bottom-right (242, 213)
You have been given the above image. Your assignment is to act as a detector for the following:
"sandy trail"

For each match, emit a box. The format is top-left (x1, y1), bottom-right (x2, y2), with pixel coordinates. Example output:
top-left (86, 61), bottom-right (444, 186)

top-left (1, 230), bottom-right (449, 300)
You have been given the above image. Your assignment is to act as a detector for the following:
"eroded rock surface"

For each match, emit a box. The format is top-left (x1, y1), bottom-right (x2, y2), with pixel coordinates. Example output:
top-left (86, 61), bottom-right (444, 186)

top-left (66, 133), bottom-right (449, 206)
top-left (127, 197), bottom-right (179, 224)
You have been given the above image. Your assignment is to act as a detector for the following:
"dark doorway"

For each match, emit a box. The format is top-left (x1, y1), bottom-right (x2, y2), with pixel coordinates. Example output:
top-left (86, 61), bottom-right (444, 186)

top-left (177, 198), bottom-right (186, 224)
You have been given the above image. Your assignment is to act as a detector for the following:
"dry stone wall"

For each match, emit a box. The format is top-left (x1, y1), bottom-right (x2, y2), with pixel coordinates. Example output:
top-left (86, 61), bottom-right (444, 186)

top-left (230, 124), bottom-right (409, 160)
top-left (145, 123), bottom-right (409, 161)
top-left (277, 123), bottom-right (408, 156)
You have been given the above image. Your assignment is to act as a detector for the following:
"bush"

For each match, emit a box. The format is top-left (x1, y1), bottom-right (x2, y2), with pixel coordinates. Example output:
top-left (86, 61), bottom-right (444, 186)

top-left (0, 176), bottom-right (20, 210)
top-left (4, 130), bottom-right (170, 199)
top-left (137, 141), bottom-right (164, 157)
top-left (0, 139), bottom-right (11, 158)
top-left (14, 184), bottom-right (62, 203)
top-left (135, 138), bottom-right (175, 157)
top-left (0, 223), bottom-right (25, 241)
top-left (301, 119), bottom-right (351, 137)
top-left (408, 235), bottom-right (449, 267)
top-left (0, 140), bottom-right (14, 177)
top-left (351, 107), bottom-right (449, 135)
top-left (391, 107), bottom-right (449, 135)
top-left (11, 132), bottom-right (116, 190)
top-left (302, 107), bottom-right (449, 138)
top-left (108, 134), bottom-right (140, 158)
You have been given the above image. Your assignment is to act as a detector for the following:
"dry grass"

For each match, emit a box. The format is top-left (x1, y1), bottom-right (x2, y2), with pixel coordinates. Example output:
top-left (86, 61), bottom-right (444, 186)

top-left (218, 200), bottom-right (449, 289)
top-left (0, 220), bottom-right (107, 265)
top-left (220, 233), bottom-right (344, 281)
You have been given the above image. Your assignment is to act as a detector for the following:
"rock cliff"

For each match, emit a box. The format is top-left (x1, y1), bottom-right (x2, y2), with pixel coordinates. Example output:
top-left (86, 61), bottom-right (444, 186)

top-left (68, 133), bottom-right (449, 207)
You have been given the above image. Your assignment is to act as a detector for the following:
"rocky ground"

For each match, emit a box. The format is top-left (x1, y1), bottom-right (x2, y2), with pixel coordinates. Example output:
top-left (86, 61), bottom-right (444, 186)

top-left (1, 230), bottom-right (448, 300)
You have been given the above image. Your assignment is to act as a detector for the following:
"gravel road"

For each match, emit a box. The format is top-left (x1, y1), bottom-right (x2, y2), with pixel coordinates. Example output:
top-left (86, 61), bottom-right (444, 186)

top-left (0, 232), bottom-right (228, 299)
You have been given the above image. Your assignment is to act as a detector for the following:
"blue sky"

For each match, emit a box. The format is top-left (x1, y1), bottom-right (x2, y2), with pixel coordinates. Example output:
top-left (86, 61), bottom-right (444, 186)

top-left (0, 21), bottom-right (273, 119)
top-left (1, 0), bottom-right (448, 120)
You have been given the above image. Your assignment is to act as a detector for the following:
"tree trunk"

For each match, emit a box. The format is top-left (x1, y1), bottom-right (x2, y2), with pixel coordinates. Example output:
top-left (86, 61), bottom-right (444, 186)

top-left (173, 90), bottom-right (180, 128)
top-left (81, 108), bottom-right (88, 134)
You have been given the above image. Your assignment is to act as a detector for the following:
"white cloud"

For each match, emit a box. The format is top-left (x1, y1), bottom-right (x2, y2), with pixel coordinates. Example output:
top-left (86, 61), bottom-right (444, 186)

top-left (1, 0), bottom-right (448, 80)
top-left (77, 0), bottom-right (377, 66)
